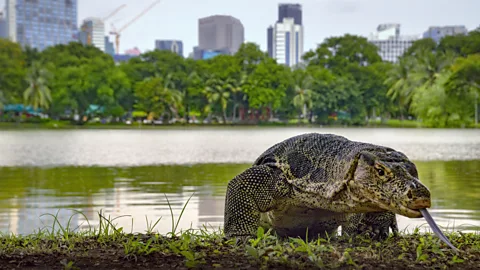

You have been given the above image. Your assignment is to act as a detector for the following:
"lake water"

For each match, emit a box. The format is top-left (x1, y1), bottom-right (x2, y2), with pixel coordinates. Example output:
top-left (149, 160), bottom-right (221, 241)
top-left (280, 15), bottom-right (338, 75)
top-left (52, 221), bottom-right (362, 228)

top-left (0, 127), bottom-right (479, 236)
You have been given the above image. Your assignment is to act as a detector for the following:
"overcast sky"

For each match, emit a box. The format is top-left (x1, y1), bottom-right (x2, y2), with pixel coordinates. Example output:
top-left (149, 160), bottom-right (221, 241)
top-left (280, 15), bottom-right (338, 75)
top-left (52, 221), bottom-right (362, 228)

top-left (2, 0), bottom-right (479, 56)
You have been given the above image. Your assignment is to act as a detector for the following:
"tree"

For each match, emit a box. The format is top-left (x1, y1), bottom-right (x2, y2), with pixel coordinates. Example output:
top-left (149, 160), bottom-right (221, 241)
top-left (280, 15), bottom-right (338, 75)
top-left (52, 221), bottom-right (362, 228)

top-left (234, 42), bottom-right (268, 74)
top-left (403, 38), bottom-right (437, 57)
top-left (0, 39), bottom-right (27, 104)
top-left (134, 74), bottom-right (183, 121)
top-left (303, 34), bottom-right (382, 71)
top-left (242, 58), bottom-right (289, 121)
top-left (445, 54), bottom-right (480, 91)
top-left (350, 62), bottom-right (393, 121)
top-left (438, 31), bottom-right (480, 56)
top-left (23, 61), bottom-right (53, 110)
top-left (384, 57), bottom-right (416, 119)
top-left (203, 76), bottom-right (231, 123)
top-left (226, 72), bottom-right (247, 122)
top-left (291, 69), bottom-right (314, 122)
top-left (0, 89), bottom-right (5, 109)
top-left (39, 43), bottom-right (132, 118)
top-left (444, 54), bottom-right (480, 125)
top-left (410, 71), bottom-right (454, 127)
top-left (410, 49), bottom-right (456, 89)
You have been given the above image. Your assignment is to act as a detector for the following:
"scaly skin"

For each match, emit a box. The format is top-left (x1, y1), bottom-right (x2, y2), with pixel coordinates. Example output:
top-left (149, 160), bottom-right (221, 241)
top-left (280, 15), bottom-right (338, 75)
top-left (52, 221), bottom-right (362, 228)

top-left (224, 133), bottom-right (431, 241)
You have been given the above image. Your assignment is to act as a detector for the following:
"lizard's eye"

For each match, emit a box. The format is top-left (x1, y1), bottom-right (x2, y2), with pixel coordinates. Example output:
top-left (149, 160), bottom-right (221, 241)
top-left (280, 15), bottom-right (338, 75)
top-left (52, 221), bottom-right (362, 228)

top-left (377, 168), bottom-right (385, 176)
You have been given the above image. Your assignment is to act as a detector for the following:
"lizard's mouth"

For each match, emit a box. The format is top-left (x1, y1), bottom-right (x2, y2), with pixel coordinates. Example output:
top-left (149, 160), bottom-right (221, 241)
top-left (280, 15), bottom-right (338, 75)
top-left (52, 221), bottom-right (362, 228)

top-left (367, 196), bottom-right (424, 218)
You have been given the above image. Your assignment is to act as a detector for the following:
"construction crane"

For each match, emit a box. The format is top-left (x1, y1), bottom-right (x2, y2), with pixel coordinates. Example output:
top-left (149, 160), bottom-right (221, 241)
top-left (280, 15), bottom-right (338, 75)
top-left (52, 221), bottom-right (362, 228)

top-left (104, 4), bottom-right (127, 21)
top-left (82, 4), bottom-right (127, 45)
top-left (109, 0), bottom-right (162, 54)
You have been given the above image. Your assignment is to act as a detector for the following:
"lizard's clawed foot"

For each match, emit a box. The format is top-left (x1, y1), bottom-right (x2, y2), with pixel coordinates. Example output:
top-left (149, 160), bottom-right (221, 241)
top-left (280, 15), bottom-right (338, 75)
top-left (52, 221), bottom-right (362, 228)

top-left (234, 235), bottom-right (252, 246)
top-left (224, 235), bottom-right (253, 246)
top-left (358, 225), bottom-right (391, 241)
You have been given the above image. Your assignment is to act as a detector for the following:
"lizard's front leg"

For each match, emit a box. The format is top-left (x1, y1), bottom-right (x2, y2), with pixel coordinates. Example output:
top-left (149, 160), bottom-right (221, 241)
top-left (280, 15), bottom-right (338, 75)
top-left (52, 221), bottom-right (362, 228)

top-left (224, 165), bottom-right (291, 242)
top-left (342, 212), bottom-right (398, 240)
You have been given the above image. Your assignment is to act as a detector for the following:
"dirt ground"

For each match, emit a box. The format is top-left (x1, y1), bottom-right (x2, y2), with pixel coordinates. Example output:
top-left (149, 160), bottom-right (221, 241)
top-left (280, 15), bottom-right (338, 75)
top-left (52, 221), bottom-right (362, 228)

top-left (0, 234), bottom-right (479, 269)
top-left (1, 247), bottom-right (479, 269)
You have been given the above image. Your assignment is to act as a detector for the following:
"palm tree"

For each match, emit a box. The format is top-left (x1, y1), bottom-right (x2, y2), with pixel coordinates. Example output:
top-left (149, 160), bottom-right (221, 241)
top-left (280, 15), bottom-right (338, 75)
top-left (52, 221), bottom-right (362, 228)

top-left (292, 70), bottom-right (314, 123)
top-left (23, 61), bottom-right (52, 111)
top-left (412, 49), bottom-right (456, 88)
top-left (136, 73), bottom-right (183, 122)
top-left (226, 72), bottom-right (247, 123)
top-left (203, 76), bottom-right (230, 124)
top-left (159, 73), bottom-right (182, 120)
top-left (384, 57), bottom-right (415, 120)
top-left (184, 71), bottom-right (201, 123)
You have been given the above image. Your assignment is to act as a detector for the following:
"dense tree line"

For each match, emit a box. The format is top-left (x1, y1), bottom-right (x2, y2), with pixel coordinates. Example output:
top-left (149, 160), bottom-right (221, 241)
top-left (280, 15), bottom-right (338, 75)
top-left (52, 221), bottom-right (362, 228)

top-left (0, 31), bottom-right (479, 127)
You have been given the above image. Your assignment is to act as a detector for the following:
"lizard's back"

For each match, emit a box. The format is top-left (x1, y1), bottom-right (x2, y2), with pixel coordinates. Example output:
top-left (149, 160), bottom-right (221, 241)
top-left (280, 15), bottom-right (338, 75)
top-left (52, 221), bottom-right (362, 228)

top-left (253, 133), bottom-right (391, 183)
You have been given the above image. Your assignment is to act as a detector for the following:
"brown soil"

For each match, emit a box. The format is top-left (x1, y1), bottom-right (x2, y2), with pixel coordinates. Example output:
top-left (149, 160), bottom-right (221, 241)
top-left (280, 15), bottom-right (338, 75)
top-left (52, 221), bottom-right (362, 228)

top-left (0, 235), bottom-right (479, 269)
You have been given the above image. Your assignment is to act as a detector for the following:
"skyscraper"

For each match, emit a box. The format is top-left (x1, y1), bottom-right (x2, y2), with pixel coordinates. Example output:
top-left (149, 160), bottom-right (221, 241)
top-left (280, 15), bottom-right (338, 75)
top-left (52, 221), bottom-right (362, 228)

top-left (267, 26), bottom-right (273, 58)
top-left (6, 0), bottom-right (78, 50)
top-left (368, 24), bottom-right (419, 63)
top-left (0, 11), bottom-right (7, 39)
top-left (155, 40), bottom-right (184, 56)
top-left (105, 36), bottom-right (115, 56)
top-left (269, 18), bottom-right (303, 66)
top-left (6, 0), bottom-right (16, 42)
top-left (423, 26), bottom-right (468, 43)
top-left (267, 3), bottom-right (304, 67)
top-left (79, 17), bottom-right (105, 52)
top-left (278, 3), bottom-right (302, 25)
top-left (197, 15), bottom-right (244, 59)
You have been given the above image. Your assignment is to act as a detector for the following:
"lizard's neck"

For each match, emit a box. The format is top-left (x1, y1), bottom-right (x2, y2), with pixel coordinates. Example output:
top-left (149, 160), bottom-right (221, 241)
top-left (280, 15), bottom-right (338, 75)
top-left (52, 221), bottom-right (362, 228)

top-left (327, 188), bottom-right (386, 213)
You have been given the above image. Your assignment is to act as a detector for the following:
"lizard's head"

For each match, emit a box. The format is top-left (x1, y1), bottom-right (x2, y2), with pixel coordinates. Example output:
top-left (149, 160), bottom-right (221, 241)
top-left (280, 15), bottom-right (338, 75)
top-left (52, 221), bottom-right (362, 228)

top-left (348, 151), bottom-right (431, 218)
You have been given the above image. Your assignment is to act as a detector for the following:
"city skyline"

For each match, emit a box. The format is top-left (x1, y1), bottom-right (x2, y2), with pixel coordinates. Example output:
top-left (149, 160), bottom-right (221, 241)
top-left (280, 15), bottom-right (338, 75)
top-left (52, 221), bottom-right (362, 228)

top-left (0, 0), bottom-right (479, 56)
top-left (5, 0), bottom-right (77, 50)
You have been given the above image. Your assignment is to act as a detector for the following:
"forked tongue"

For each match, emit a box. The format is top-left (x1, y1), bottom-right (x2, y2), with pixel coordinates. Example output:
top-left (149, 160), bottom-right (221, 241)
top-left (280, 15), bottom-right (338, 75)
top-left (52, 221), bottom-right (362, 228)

top-left (419, 208), bottom-right (460, 252)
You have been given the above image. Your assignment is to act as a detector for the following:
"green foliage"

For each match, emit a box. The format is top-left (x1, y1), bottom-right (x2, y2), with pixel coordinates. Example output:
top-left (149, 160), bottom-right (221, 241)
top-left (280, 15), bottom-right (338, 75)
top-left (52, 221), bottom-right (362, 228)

top-left (23, 61), bottom-right (53, 110)
top-left (0, 211), bottom-right (478, 269)
top-left (0, 38), bottom-right (27, 104)
top-left (0, 33), bottom-right (478, 127)
top-left (134, 74), bottom-right (182, 120)
top-left (303, 34), bottom-right (382, 71)
top-left (385, 33), bottom-right (480, 127)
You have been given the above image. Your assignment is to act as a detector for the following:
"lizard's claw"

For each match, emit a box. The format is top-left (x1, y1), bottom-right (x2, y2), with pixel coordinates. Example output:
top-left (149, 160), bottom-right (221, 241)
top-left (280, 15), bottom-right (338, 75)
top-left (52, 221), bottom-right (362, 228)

top-left (234, 235), bottom-right (252, 246)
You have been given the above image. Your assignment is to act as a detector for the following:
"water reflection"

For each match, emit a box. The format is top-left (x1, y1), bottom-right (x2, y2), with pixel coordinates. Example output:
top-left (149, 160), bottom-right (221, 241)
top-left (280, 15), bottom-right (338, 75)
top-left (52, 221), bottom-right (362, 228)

top-left (0, 162), bottom-right (478, 235)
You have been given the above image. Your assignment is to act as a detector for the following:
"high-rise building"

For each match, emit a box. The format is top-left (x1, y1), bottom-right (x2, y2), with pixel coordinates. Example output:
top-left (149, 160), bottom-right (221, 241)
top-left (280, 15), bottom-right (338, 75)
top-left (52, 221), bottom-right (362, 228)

top-left (79, 17), bottom-right (105, 52)
top-left (6, 0), bottom-right (16, 42)
top-left (267, 26), bottom-right (273, 58)
top-left (278, 3), bottom-right (302, 25)
top-left (197, 15), bottom-right (244, 58)
top-left (268, 17), bottom-right (304, 66)
top-left (6, 0), bottom-right (78, 50)
top-left (423, 25), bottom-right (468, 43)
top-left (268, 3), bottom-right (304, 66)
top-left (0, 11), bottom-right (7, 39)
top-left (368, 23), bottom-right (419, 63)
top-left (105, 36), bottom-right (115, 56)
top-left (155, 40), bottom-right (184, 56)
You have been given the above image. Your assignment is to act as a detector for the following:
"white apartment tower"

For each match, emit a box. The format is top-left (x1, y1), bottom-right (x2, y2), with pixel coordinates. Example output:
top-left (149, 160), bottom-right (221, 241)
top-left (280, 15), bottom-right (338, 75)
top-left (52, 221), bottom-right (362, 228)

top-left (368, 23), bottom-right (419, 63)
top-left (269, 17), bottom-right (304, 67)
